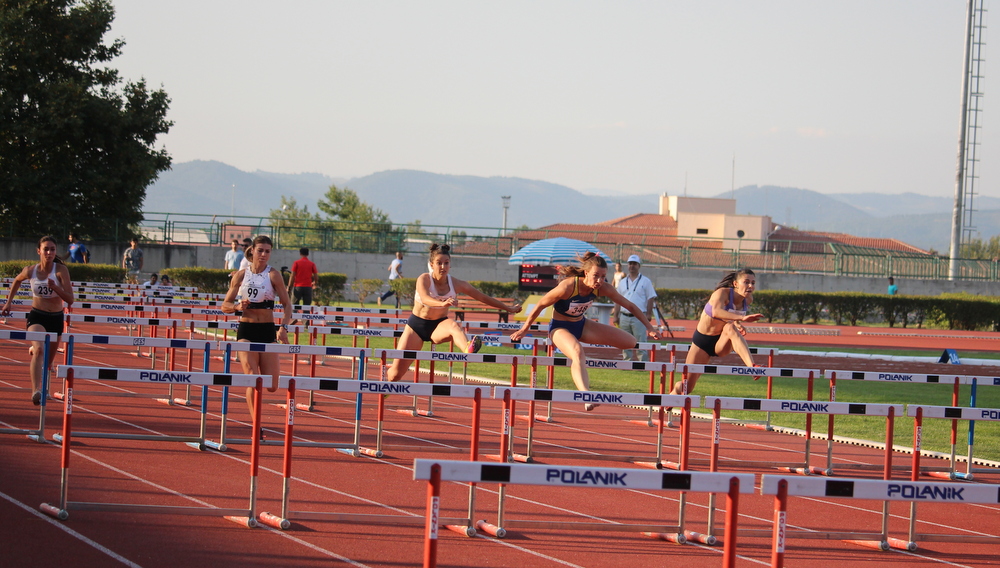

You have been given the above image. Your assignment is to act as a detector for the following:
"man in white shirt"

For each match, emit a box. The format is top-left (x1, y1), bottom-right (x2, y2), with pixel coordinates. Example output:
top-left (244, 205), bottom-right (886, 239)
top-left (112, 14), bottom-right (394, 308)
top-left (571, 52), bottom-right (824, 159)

top-left (611, 255), bottom-right (658, 361)
top-left (224, 239), bottom-right (242, 272)
top-left (378, 251), bottom-right (403, 307)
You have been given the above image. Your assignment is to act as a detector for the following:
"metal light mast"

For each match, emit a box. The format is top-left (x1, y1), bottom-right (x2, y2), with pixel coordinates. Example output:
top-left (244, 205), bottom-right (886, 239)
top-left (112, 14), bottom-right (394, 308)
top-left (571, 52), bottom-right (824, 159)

top-left (949, 0), bottom-right (987, 279)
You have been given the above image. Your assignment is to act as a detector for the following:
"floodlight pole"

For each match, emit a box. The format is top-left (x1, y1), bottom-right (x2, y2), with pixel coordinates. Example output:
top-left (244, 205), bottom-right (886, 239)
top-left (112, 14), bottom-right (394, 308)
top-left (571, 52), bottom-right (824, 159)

top-left (949, 0), bottom-right (975, 280)
top-left (501, 196), bottom-right (511, 236)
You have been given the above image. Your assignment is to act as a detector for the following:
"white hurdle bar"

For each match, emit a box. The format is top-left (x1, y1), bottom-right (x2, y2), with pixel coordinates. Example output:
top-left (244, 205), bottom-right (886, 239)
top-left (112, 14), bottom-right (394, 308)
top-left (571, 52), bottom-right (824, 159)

top-left (761, 474), bottom-right (1000, 566)
top-left (414, 459), bottom-right (753, 568)
top-left (258, 378), bottom-right (491, 534)
top-left (42, 365), bottom-right (267, 528)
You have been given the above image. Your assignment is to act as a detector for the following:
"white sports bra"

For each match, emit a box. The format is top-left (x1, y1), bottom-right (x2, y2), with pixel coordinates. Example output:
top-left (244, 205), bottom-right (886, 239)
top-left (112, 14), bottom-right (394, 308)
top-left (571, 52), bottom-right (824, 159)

top-left (30, 264), bottom-right (58, 299)
top-left (414, 274), bottom-right (456, 306)
top-left (237, 265), bottom-right (275, 307)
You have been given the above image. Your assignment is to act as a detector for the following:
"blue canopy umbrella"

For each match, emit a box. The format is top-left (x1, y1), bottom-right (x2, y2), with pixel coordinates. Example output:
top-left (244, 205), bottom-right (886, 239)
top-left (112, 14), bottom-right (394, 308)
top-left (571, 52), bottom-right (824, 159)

top-left (508, 237), bottom-right (613, 266)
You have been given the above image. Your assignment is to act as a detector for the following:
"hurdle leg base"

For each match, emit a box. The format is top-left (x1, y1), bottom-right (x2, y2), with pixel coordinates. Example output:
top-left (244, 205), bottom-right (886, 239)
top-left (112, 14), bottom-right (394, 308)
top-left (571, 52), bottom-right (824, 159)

top-left (744, 423), bottom-right (773, 431)
top-left (154, 398), bottom-right (174, 406)
top-left (259, 512), bottom-right (291, 530)
top-left (684, 530), bottom-right (717, 545)
top-left (26, 433), bottom-right (47, 443)
top-left (52, 391), bottom-right (65, 401)
top-left (224, 515), bottom-right (258, 528)
top-left (924, 471), bottom-right (956, 481)
top-left (356, 447), bottom-right (384, 458)
top-left (445, 524), bottom-right (477, 537)
top-left (184, 441), bottom-right (207, 451)
top-left (641, 531), bottom-right (686, 545)
top-left (475, 520), bottom-right (506, 538)
top-left (534, 414), bottom-right (553, 423)
top-left (886, 537), bottom-right (917, 552)
top-left (40, 503), bottom-right (68, 520)
top-left (172, 398), bottom-right (191, 406)
top-left (843, 539), bottom-right (889, 551)
top-left (954, 472), bottom-right (974, 481)
top-left (393, 408), bottom-right (418, 417)
top-left (203, 440), bottom-right (228, 452)
top-left (336, 448), bottom-right (361, 458)
top-left (633, 461), bottom-right (663, 470)
top-left (659, 461), bottom-right (681, 470)
top-left (628, 419), bottom-right (655, 427)
top-left (511, 454), bottom-right (533, 463)
top-left (415, 409), bottom-right (434, 417)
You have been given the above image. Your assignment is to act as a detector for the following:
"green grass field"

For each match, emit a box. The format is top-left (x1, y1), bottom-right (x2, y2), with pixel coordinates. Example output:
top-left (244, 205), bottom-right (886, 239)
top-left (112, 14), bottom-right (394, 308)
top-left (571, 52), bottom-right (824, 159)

top-left (306, 332), bottom-right (1000, 464)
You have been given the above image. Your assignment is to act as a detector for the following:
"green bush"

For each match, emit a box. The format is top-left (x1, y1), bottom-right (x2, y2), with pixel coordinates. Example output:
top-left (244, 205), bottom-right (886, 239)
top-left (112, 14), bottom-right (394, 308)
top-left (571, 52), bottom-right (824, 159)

top-left (351, 278), bottom-right (385, 306)
top-left (655, 288), bottom-right (705, 319)
top-left (2, 260), bottom-right (124, 283)
top-left (315, 273), bottom-right (347, 305)
top-left (159, 267), bottom-right (231, 293)
top-left (389, 277), bottom-right (417, 306)
top-left (468, 281), bottom-right (520, 300)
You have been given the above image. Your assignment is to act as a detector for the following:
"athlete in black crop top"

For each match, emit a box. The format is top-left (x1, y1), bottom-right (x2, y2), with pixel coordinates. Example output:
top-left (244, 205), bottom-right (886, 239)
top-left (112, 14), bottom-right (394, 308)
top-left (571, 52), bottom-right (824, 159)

top-left (511, 252), bottom-right (661, 411)
top-left (669, 268), bottom-right (763, 400)
top-left (386, 244), bottom-right (521, 384)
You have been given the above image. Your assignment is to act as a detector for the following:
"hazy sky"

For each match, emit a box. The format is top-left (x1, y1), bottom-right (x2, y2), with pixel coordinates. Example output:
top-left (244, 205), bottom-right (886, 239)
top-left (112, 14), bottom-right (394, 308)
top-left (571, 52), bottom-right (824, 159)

top-left (109, 1), bottom-right (992, 198)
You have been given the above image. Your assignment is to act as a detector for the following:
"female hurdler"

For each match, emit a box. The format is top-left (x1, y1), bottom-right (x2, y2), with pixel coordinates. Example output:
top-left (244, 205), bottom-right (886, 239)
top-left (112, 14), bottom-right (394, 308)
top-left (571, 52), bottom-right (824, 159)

top-left (1, 236), bottom-right (75, 405)
top-left (387, 243), bottom-right (522, 382)
top-left (221, 235), bottom-right (293, 431)
top-left (510, 252), bottom-right (661, 410)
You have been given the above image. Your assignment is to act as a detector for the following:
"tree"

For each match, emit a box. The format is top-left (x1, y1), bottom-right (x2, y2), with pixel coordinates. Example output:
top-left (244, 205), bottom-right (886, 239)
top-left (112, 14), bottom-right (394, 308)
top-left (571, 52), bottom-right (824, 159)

top-left (0, 0), bottom-right (171, 241)
top-left (316, 184), bottom-right (405, 253)
top-left (961, 236), bottom-right (1000, 260)
top-left (268, 196), bottom-right (324, 249)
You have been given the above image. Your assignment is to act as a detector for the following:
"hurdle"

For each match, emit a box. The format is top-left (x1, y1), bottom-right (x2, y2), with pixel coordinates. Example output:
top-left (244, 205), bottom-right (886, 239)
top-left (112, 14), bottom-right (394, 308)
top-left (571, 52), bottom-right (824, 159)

top-left (208, 342), bottom-right (368, 450)
top-left (0, 329), bottom-right (57, 442)
top-left (761, 474), bottom-right (1000, 566)
top-left (41, 366), bottom-right (266, 527)
top-left (48, 339), bottom-right (215, 448)
top-left (902, 403), bottom-right (1000, 550)
top-left (823, 369), bottom-right (978, 475)
top-left (258, 378), bottom-right (491, 534)
top-left (705, 396), bottom-right (902, 475)
top-left (493, 374), bottom-right (697, 468)
top-left (414, 459), bottom-right (753, 568)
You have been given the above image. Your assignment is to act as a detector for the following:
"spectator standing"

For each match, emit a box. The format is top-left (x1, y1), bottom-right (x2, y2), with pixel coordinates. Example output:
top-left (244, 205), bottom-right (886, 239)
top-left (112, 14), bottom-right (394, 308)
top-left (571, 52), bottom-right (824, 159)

top-left (287, 247), bottom-right (318, 306)
top-left (224, 239), bottom-right (242, 272)
top-left (611, 262), bottom-right (626, 288)
top-left (67, 233), bottom-right (89, 264)
top-left (887, 277), bottom-right (898, 295)
top-left (238, 237), bottom-right (253, 271)
top-left (378, 251), bottom-right (404, 307)
top-left (611, 255), bottom-right (658, 361)
top-left (122, 238), bottom-right (144, 283)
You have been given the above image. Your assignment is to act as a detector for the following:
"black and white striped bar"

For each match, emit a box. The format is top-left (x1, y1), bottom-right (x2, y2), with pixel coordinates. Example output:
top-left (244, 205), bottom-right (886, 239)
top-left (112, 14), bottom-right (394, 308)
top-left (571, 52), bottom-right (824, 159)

top-left (496, 386), bottom-right (697, 409)
top-left (907, 404), bottom-right (1000, 421)
top-left (276, 376), bottom-right (486, 398)
top-left (760, 475), bottom-right (1000, 503)
top-left (414, 459), bottom-right (755, 492)
top-left (371, 348), bottom-right (676, 372)
top-left (826, 370), bottom-right (976, 385)
top-left (280, 325), bottom-right (403, 339)
top-left (705, 397), bottom-right (903, 416)
top-left (463, 321), bottom-right (546, 332)
top-left (219, 341), bottom-right (366, 358)
top-left (677, 364), bottom-right (816, 379)
top-left (67, 314), bottom-right (241, 330)
top-left (56, 365), bottom-right (264, 387)
top-left (0, 329), bottom-right (59, 341)
top-left (73, 302), bottom-right (154, 313)
top-left (63, 333), bottom-right (213, 350)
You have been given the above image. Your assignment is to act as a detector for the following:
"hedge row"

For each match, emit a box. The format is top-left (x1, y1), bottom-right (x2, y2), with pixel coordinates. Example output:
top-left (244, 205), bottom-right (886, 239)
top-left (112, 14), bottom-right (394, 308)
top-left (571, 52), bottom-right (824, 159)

top-left (655, 288), bottom-right (1000, 331)
top-left (160, 268), bottom-right (347, 305)
top-left (0, 261), bottom-right (126, 282)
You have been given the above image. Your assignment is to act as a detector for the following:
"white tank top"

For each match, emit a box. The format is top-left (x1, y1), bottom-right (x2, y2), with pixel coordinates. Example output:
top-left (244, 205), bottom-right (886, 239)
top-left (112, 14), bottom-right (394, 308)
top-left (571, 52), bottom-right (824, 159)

top-left (237, 265), bottom-right (275, 305)
top-left (414, 274), bottom-right (456, 306)
top-left (30, 264), bottom-right (58, 299)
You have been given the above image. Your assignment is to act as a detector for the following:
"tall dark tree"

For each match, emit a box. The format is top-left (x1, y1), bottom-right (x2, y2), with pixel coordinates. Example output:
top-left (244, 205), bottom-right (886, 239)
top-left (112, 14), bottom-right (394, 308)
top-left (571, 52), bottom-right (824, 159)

top-left (0, 0), bottom-right (172, 241)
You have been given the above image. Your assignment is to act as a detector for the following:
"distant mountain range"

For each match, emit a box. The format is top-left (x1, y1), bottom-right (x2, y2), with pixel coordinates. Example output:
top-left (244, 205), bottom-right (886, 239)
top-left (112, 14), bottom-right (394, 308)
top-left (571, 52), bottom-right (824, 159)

top-left (142, 160), bottom-right (1000, 253)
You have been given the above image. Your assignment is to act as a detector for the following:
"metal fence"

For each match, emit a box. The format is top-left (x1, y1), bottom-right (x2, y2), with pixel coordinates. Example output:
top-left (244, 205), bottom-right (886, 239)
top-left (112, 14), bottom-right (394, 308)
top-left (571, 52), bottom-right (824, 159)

top-left (137, 213), bottom-right (1000, 282)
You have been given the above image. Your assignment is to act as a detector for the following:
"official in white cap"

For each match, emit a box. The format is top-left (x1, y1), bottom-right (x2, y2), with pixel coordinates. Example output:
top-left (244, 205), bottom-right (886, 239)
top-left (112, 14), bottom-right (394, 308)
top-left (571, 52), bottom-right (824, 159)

top-left (611, 255), bottom-right (658, 361)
